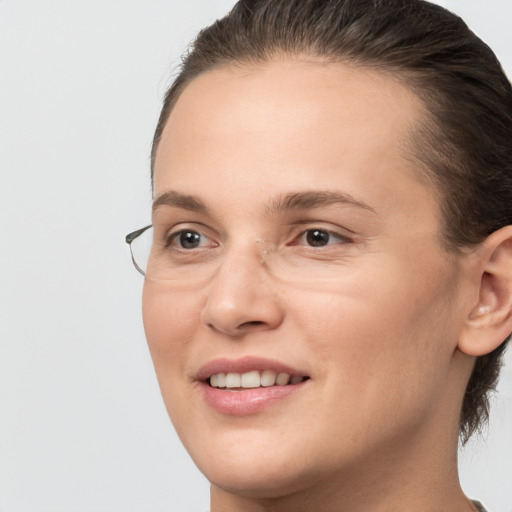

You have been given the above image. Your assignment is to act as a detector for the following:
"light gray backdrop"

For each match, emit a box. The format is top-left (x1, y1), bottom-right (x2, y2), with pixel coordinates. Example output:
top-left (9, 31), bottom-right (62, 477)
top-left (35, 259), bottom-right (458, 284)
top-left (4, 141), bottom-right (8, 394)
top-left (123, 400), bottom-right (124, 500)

top-left (1, 1), bottom-right (511, 511)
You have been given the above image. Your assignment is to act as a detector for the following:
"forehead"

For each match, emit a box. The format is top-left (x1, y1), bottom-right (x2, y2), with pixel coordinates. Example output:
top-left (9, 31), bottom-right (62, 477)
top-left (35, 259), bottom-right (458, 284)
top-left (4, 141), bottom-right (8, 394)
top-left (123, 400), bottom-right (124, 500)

top-left (153, 58), bottom-right (435, 222)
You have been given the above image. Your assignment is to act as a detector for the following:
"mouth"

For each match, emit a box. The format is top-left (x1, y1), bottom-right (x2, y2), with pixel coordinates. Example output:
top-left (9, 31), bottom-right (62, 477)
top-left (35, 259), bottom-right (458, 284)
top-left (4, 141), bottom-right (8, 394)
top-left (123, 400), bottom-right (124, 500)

top-left (197, 357), bottom-right (311, 415)
top-left (208, 370), bottom-right (309, 389)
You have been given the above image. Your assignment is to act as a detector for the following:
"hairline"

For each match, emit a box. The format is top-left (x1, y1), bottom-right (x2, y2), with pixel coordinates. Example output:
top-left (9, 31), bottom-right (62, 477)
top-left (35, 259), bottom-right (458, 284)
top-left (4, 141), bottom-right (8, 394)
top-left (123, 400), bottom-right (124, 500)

top-left (151, 55), bottom-right (457, 251)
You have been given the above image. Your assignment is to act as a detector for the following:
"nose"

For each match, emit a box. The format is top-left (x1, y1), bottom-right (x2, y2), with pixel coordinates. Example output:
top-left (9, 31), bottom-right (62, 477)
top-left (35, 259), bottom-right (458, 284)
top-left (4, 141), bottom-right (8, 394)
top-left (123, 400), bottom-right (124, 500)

top-left (200, 244), bottom-right (284, 337)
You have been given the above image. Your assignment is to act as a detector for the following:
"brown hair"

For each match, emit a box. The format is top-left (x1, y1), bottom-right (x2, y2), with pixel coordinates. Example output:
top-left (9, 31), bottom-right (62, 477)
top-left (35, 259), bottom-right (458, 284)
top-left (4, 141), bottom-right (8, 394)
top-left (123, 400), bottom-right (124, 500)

top-left (151, 0), bottom-right (512, 443)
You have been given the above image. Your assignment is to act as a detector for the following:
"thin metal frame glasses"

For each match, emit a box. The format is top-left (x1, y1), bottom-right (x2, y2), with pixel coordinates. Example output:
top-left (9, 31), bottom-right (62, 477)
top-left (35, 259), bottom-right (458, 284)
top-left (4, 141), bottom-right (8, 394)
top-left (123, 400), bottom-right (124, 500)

top-left (126, 225), bottom-right (152, 276)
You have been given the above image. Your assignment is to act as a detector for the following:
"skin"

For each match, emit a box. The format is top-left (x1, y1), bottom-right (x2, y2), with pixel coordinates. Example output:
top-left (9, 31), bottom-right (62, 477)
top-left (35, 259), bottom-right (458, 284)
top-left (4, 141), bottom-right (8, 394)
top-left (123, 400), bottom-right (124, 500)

top-left (143, 59), bottom-right (512, 511)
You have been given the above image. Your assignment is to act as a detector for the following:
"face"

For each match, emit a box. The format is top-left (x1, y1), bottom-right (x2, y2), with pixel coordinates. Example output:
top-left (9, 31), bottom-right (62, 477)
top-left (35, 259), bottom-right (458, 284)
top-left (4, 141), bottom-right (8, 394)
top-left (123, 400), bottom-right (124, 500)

top-left (144, 60), bottom-right (471, 498)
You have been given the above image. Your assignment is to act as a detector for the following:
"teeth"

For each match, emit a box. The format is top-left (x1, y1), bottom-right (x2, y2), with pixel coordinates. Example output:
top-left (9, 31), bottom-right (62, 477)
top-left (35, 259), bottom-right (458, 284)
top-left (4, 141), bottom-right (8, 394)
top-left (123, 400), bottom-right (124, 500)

top-left (261, 369), bottom-right (277, 387)
top-left (210, 373), bottom-right (226, 387)
top-left (209, 370), bottom-right (306, 389)
top-left (276, 372), bottom-right (290, 385)
top-left (241, 370), bottom-right (261, 388)
top-left (216, 373), bottom-right (226, 387)
top-left (225, 373), bottom-right (241, 388)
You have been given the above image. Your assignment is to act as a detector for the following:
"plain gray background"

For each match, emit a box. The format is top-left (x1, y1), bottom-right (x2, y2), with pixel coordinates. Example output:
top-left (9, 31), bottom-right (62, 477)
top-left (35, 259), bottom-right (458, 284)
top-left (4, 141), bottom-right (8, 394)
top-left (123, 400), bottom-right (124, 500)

top-left (1, 1), bottom-right (511, 511)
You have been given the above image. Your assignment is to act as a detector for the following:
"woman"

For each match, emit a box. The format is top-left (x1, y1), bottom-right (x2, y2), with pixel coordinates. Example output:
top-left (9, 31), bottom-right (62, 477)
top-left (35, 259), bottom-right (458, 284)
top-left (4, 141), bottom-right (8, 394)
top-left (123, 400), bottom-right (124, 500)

top-left (127, 1), bottom-right (512, 510)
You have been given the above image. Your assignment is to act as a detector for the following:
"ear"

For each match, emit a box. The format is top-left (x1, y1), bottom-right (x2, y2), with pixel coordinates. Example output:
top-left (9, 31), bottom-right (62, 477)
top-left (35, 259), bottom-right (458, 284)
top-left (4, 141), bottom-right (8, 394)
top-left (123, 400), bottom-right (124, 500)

top-left (458, 226), bottom-right (512, 356)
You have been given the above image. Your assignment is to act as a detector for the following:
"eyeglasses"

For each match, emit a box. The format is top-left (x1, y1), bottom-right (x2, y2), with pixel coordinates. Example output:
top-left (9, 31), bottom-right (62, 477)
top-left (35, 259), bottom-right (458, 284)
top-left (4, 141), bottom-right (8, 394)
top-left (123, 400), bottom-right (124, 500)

top-left (126, 223), bottom-right (357, 290)
top-left (126, 224), bottom-right (229, 283)
top-left (126, 225), bottom-right (152, 277)
top-left (126, 224), bottom-right (220, 283)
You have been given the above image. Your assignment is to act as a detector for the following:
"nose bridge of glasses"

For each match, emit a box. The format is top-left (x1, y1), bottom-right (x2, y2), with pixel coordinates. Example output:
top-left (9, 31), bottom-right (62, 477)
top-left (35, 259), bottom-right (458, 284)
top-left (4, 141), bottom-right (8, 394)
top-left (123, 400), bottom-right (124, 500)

top-left (128, 226), bottom-right (283, 281)
top-left (255, 237), bottom-right (274, 264)
top-left (193, 236), bottom-right (278, 290)
top-left (224, 237), bottom-right (275, 270)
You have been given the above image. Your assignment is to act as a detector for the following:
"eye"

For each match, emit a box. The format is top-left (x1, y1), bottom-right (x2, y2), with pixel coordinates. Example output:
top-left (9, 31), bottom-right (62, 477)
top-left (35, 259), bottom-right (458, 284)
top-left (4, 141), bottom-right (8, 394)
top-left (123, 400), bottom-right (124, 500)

top-left (169, 229), bottom-right (215, 249)
top-left (299, 229), bottom-right (350, 247)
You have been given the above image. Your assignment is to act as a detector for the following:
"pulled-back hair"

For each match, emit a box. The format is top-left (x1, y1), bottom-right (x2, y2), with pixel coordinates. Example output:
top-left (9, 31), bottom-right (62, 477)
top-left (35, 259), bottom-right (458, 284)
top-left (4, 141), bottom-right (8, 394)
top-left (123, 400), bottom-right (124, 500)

top-left (151, 0), bottom-right (512, 443)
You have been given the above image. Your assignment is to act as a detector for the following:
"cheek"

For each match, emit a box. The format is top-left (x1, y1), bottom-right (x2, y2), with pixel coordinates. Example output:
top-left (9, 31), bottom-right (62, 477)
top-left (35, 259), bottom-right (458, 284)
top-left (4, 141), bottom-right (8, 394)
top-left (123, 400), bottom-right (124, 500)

top-left (285, 257), bottom-right (460, 414)
top-left (287, 260), bottom-right (456, 351)
top-left (142, 282), bottom-right (204, 429)
top-left (142, 282), bottom-right (202, 382)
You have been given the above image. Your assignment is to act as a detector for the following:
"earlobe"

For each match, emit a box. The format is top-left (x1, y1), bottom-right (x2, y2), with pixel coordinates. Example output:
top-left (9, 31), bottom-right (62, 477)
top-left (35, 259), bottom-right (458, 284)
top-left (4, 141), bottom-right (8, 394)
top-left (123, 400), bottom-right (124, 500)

top-left (459, 226), bottom-right (512, 357)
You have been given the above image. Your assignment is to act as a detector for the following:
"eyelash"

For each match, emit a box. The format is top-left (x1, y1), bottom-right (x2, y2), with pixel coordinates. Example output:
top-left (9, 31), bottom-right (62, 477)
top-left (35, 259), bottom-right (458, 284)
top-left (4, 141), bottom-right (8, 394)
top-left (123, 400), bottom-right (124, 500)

top-left (165, 227), bottom-right (353, 251)
top-left (165, 229), bottom-right (217, 250)
top-left (292, 228), bottom-right (352, 247)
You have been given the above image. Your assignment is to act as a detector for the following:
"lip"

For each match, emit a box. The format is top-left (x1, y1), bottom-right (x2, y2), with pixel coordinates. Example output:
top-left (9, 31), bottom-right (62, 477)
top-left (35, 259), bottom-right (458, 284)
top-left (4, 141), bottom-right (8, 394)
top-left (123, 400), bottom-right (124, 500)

top-left (196, 356), bottom-right (310, 416)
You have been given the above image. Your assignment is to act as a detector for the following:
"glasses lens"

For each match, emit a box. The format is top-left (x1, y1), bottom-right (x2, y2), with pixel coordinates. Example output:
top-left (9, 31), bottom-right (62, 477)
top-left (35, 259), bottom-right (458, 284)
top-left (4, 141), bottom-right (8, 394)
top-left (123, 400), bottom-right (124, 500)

top-left (128, 225), bottom-right (359, 290)
top-left (129, 226), bottom-right (153, 275)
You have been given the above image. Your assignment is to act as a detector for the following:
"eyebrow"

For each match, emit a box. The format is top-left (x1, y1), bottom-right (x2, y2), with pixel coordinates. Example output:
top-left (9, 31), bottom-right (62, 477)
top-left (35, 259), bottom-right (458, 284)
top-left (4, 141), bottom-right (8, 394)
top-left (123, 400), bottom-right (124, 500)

top-left (152, 189), bottom-right (376, 216)
top-left (267, 190), bottom-right (376, 215)
top-left (152, 190), bottom-right (209, 214)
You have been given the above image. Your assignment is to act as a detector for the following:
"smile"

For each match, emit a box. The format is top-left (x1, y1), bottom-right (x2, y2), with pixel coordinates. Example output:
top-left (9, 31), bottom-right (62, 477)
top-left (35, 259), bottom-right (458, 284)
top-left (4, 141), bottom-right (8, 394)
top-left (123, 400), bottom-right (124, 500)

top-left (209, 370), bottom-right (307, 389)
top-left (198, 357), bottom-right (311, 415)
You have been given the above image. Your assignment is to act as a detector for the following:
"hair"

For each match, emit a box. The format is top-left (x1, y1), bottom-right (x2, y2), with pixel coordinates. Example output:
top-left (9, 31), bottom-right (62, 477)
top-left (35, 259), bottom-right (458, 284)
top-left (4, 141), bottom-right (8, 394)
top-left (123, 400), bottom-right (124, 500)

top-left (151, 0), bottom-right (512, 443)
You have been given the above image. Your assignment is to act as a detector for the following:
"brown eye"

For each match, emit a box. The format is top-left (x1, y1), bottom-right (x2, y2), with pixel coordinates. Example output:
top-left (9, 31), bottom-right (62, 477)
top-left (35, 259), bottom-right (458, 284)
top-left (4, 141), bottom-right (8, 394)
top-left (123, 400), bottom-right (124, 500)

top-left (305, 230), bottom-right (331, 247)
top-left (297, 229), bottom-right (351, 248)
top-left (179, 231), bottom-right (203, 249)
top-left (170, 230), bottom-right (206, 249)
top-left (165, 227), bottom-right (219, 252)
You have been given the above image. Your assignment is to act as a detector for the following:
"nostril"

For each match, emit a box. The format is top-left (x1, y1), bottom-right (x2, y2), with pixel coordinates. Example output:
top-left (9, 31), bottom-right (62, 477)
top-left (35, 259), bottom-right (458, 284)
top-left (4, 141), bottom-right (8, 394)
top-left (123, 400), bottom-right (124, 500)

top-left (238, 320), bottom-right (266, 330)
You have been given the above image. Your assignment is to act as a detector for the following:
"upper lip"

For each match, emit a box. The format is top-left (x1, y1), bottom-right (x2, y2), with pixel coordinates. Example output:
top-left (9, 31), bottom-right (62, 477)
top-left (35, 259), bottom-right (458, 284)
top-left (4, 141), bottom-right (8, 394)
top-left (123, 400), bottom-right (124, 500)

top-left (196, 356), bottom-right (310, 381)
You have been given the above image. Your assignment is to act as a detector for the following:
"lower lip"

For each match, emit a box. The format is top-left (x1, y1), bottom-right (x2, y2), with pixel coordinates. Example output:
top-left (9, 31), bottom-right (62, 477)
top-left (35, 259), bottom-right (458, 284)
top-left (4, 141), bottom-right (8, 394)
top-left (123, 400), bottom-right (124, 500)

top-left (200, 381), bottom-right (307, 415)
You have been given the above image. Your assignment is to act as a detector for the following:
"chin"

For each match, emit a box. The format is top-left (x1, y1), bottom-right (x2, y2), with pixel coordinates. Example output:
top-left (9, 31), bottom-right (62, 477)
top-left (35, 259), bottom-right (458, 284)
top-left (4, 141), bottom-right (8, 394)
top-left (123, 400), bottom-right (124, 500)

top-left (203, 458), bottom-right (321, 500)
top-left (180, 426), bottom-right (336, 499)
